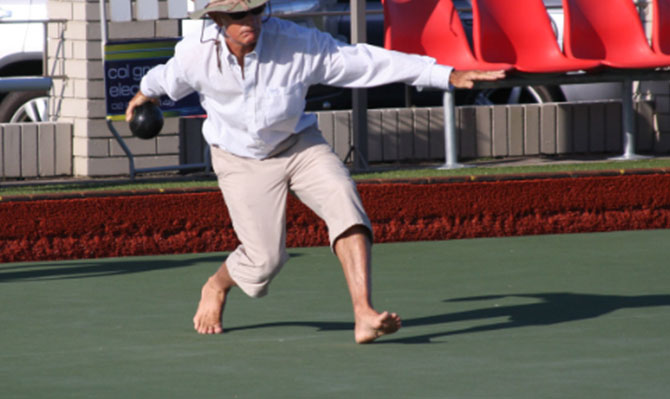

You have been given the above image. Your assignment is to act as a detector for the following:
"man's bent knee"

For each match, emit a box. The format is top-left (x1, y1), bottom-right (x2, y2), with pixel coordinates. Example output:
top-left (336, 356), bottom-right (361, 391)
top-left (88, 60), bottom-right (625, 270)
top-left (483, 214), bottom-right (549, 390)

top-left (225, 247), bottom-right (288, 298)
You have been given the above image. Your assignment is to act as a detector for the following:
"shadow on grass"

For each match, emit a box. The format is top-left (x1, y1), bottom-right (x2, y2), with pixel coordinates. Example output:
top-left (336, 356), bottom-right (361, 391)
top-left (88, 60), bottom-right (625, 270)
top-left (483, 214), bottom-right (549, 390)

top-left (0, 255), bottom-right (222, 282)
top-left (0, 252), bottom-right (306, 283)
top-left (382, 293), bottom-right (670, 344)
top-left (225, 292), bottom-right (670, 344)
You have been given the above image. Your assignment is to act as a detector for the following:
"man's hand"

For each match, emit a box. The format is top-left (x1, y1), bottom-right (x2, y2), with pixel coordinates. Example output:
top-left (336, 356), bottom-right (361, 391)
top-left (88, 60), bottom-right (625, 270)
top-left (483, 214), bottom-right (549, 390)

top-left (125, 91), bottom-right (158, 122)
top-left (449, 70), bottom-right (506, 89)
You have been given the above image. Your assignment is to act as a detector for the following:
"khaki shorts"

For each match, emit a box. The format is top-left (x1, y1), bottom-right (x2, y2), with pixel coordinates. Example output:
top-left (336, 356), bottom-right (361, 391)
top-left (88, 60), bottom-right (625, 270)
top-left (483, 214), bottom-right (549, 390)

top-left (210, 127), bottom-right (372, 298)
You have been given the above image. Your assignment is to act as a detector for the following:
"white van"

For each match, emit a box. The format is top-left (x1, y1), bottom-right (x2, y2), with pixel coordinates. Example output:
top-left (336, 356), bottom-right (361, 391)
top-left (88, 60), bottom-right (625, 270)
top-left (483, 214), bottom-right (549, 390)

top-left (0, 0), bottom-right (48, 122)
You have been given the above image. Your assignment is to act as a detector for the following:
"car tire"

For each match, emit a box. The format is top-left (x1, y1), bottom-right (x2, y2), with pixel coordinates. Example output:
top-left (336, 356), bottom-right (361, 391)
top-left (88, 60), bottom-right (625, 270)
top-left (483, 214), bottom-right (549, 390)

top-left (0, 90), bottom-right (49, 122)
top-left (465, 85), bottom-right (565, 105)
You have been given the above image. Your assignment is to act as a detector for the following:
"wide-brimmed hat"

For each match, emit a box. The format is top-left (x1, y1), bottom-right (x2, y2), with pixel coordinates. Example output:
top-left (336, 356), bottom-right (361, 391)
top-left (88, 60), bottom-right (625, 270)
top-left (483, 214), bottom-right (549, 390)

top-left (190, 0), bottom-right (270, 19)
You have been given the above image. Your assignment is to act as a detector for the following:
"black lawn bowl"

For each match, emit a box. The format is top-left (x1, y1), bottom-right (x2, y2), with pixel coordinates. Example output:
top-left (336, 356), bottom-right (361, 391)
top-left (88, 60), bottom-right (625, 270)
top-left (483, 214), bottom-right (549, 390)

top-left (129, 102), bottom-right (164, 139)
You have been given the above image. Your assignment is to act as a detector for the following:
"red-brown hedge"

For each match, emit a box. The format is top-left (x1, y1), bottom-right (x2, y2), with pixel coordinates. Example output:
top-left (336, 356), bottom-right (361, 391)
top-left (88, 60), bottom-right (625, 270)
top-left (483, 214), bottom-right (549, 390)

top-left (2, 174), bottom-right (669, 262)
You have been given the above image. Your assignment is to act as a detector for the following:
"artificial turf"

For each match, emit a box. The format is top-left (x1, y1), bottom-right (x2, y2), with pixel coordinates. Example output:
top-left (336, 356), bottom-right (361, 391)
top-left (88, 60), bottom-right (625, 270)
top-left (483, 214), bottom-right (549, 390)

top-left (2, 230), bottom-right (668, 398)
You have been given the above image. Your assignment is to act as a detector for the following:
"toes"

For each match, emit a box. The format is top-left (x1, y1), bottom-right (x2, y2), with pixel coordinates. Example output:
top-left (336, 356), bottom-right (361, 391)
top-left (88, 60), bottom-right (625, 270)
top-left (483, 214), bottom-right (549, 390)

top-left (195, 323), bottom-right (223, 334)
top-left (194, 318), bottom-right (221, 334)
top-left (379, 312), bottom-right (401, 333)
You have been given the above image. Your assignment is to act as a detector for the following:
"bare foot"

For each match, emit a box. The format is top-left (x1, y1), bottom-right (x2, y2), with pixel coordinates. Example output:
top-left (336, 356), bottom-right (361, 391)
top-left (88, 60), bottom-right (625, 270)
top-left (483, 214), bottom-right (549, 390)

top-left (354, 310), bottom-right (402, 344)
top-left (193, 277), bottom-right (227, 334)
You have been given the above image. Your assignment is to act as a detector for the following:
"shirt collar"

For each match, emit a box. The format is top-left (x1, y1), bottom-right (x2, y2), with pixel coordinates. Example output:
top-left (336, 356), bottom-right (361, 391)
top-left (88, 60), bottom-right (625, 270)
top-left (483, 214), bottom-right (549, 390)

top-left (253, 20), bottom-right (265, 57)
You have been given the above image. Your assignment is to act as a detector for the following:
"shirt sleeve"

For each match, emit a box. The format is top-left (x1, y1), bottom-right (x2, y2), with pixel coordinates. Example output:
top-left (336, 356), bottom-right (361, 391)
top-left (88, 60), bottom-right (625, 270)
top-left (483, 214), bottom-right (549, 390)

top-left (310, 31), bottom-right (453, 91)
top-left (139, 44), bottom-right (196, 101)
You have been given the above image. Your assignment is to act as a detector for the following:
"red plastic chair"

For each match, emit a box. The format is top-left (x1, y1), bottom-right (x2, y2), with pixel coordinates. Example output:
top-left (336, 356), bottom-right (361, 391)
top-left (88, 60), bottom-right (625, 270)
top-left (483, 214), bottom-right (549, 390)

top-left (471, 0), bottom-right (601, 73)
top-left (563, 0), bottom-right (670, 68)
top-left (653, 0), bottom-right (670, 55)
top-left (382, 0), bottom-right (512, 70)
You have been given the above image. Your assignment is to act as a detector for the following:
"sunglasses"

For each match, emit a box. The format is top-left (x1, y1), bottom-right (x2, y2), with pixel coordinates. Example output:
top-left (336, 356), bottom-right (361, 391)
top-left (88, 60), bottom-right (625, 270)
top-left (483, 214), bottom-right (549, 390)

top-left (228, 4), bottom-right (266, 20)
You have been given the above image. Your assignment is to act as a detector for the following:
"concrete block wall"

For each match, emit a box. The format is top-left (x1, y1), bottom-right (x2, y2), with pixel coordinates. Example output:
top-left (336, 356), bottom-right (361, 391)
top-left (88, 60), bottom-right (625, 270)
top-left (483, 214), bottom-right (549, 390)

top-left (47, 0), bottom-right (182, 177)
top-left (1, 123), bottom-right (73, 178)
top-left (315, 102), bottom-right (657, 162)
top-left (181, 101), bottom-right (656, 165)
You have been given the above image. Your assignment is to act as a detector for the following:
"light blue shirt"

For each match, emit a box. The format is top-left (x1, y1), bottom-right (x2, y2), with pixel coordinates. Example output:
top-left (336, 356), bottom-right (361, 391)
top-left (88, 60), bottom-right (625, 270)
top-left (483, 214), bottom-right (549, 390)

top-left (141, 17), bottom-right (453, 159)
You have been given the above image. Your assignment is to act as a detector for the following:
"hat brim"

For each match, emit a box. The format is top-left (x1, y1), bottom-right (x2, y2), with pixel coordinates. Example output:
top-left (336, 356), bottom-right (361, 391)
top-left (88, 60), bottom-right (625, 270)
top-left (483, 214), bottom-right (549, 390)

top-left (189, 0), bottom-right (269, 20)
top-left (189, 6), bottom-right (223, 20)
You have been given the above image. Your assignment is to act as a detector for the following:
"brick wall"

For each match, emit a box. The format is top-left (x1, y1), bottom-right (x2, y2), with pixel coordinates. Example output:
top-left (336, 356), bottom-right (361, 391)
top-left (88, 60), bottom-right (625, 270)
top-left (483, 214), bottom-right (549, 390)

top-left (47, 0), bottom-right (181, 177)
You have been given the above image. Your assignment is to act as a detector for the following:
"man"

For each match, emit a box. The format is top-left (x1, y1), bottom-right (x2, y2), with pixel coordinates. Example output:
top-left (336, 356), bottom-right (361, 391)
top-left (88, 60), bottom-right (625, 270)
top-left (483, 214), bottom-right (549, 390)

top-left (125, 0), bottom-right (504, 343)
